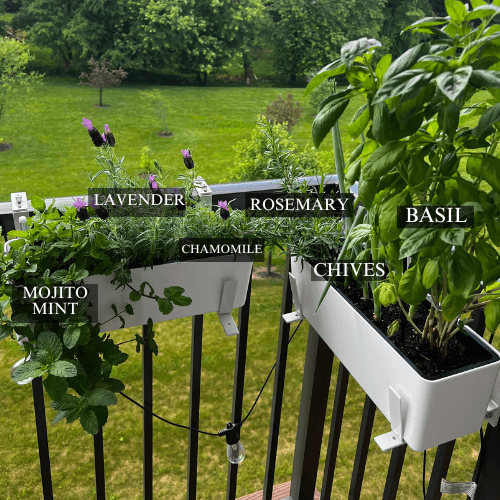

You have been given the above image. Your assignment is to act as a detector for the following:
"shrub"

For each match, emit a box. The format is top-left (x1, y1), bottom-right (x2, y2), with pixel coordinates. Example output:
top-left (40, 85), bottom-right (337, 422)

top-left (264, 94), bottom-right (303, 131)
top-left (227, 115), bottom-right (333, 183)
top-left (307, 78), bottom-right (337, 112)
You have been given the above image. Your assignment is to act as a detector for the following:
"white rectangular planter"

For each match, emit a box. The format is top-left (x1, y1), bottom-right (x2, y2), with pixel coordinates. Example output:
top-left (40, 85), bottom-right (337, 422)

top-left (291, 257), bottom-right (500, 451)
top-left (83, 257), bottom-right (253, 333)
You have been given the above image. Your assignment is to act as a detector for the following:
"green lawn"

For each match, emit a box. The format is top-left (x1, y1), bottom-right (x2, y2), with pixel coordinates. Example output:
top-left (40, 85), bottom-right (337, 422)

top-left (0, 77), bottom-right (365, 203)
top-left (0, 252), bottom-right (490, 499)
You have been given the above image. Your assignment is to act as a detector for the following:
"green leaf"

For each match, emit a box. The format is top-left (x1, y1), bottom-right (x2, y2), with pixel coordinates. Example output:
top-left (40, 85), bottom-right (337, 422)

top-left (312, 99), bottom-right (350, 148)
top-left (374, 283), bottom-right (398, 306)
top-left (399, 228), bottom-right (439, 259)
top-left (435, 66), bottom-right (473, 102)
top-left (52, 410), bottom-right (68, 425)
top-left (348, 104), bottom-right (370, 138)
top-left (346, 224), bottom-right (372, 248)
top-left (403, 17), bottom-right (450, 32)
top-left (446, 0), bottom-right (467, 20)
top-left (158, 298), bottom-right (174, 315)
top-left (423, 259), bottom-right (440, 288)
top-left (362, 141), bottom-right (407, 181)
top-left (340, 38), bottom-right (381, 69)
top-left (379, 191), bottom-right (408, 241)
top-left (448, 247), bottom-right (482, 298)
top-left (441, 293), bottom-right (467, 321)
top-left (374, 69), bottom-right (433, 104)
top-left (375, 54), bottom-right (392, 80)
top-left (475, 239), bottom-right (500, 277)
top-left (72, 269), bottom-right (89, 281)
top-left (125, 304), bottom-right (134, 315)
top-left (474, 103), bottom-right (500, 138)
top-left (399, 264), bottom-right (428, 305)
top-left (384, 43), bottom-right (430, 82)
top-left (467, 3), bottom-right (500, 20)
top-left (51, 394), bottom-right (79, 411)
top-left (9, 314), bottom-right (31, 327)
top-left (408, 156), bottom-right (430, 188)
top-left (31, 195), bottom-right (46, 212)
top-left (438, 102), bottom-right (460, 141)
top-left (0, 323), bottom-right (14, 341)
top-left (80, 409), bottom-right (99, 435)
top-left (93, 406), bottom-right (109, 427)
top-left (129, 290), bottom-right (142, 302)
top-left (63, 325), bottom-right (81, 350)
top-left (372, 102), bottom-right (391, 144)
top-left (467, 154), bottom-right (500, 192)
top-left (84, 388), bottom-right (117, 406)
top-left (94, 378), bottom-right (125, 393)
top-left (163, 286), bottom-right (192, 307)
top-left (38, 330), bottom-right (63, 362)
top-left (12, 360), bottom-right (46, 382)
top-left (48, 360), bottom-right (78, 378)
top-left (470, 70), bottom-right (500, 89)
top-left (304, 60), bottom-right (345, 97)
top-left (439, 227), bottom-right (465, 246)
top-left (43, 374), bottom-right (69, 401)
top-left (485, 298), bottom-right (500, 332)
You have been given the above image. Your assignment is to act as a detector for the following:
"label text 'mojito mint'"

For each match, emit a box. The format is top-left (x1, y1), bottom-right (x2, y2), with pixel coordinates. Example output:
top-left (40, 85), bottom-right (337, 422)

top-left (18, 284), bottom-right (98, 322)
top-left (397, 206), bottom-right (474, 228)
top-left (244, 192), bottom-right (354, 217)
top-left (178, 238), bottom-right (265, 262)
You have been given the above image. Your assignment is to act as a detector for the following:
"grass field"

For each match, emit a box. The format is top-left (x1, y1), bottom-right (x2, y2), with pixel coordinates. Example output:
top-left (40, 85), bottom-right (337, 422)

top-left (0, 76), bottom-right (365, 203)
top-left (0, 252), bottom-right (492, 499)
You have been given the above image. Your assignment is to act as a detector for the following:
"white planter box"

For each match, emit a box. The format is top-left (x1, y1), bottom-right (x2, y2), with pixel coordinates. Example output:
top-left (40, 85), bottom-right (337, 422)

top-left (83, 257), bottom-right (253, 333)
top-left (291, 257), bottom-right (500, 451)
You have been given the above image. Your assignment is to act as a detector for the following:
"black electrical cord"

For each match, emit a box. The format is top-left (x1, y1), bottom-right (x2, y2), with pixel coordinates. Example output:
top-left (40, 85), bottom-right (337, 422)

top-left (119, 319), bottom-right (304, 435)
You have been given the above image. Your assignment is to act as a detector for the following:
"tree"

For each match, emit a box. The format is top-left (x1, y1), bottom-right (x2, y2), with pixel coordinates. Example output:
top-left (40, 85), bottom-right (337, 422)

top-left (11, 0), bottom-right (133, 70)
top-left (380, 0), bottom-right (433, 57)
top-left (0, 38), bottom-right (42, 124)
top-left (132, 0), bottom-right (264, 84)
top-left (79, 57), bottom-right (127, 107)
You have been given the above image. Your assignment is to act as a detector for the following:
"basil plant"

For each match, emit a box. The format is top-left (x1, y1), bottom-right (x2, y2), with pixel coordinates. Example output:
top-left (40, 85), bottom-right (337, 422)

top-left (309, 0), bottom-right (500, 358)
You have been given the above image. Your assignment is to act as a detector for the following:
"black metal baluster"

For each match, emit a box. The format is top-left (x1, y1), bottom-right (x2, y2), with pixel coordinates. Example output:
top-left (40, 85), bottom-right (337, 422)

top-left (187, 315), bottom-right (203, 500)
top-left (262, 253), bottom-right (293, 500)
top-left (472, 424), bottom-right (500, 500)
top-left (321, 363), bottom-right (350, 500)
top-left (382, 444), bottom-right (407, 500)
top-left (289, 326), bottom-right (334, 500)
top-left (32, 376), bottom-right (54, 500)
top-left (348, 395), bottom-right (376, 500)
top-left (143, 323), bottom-right (153, 500)
top-left (226, 275), bottom-right (252, 500)
top-left (424, 440), bottom-right (455, 500)
top-left (94, 427), bottom-right (106, 500)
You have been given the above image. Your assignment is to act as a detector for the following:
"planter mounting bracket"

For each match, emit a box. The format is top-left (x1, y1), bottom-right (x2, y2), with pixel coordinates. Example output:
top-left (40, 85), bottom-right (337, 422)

top-left (218, 280), bottom-right (239, 336)
top-left (485, 400), bottom-right (500, 427)
top-left (374, 386), bottom-right (406, 451)
top-left (282, 272), bottom-right (305, 324)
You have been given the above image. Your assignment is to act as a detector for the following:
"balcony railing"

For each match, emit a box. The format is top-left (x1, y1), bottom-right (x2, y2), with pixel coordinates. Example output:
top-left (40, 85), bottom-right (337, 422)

top-left (1, 177), bottom-right (500, 500)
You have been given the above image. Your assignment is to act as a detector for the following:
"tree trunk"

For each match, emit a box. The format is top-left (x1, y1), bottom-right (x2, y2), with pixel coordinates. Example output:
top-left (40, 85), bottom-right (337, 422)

top-left (100, 88), bottom-right (103, 107)
top-left (266, 251), bottom-right (272, 276)
top-left (203, 71), bottom-right (208, 86)
top-left (290, 73), bottom-right (297, 86)
top-left (62, 55), bottom-right (71, 69)
top-left (243, 51), bottom-right (252, 85)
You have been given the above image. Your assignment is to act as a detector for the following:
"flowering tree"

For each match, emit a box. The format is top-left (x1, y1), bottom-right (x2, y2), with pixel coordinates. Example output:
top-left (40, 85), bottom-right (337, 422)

top-left (79, 57), bottom-right (127, 107)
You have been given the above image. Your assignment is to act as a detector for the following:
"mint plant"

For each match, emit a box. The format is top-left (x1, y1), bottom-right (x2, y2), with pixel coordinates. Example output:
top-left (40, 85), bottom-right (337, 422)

top-left (309, 0), bottom-right (500, 358)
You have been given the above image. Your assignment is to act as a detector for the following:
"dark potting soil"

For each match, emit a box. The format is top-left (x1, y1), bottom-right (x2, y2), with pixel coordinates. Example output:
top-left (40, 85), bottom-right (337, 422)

top-left (338, 282), bottom-right (494, 379)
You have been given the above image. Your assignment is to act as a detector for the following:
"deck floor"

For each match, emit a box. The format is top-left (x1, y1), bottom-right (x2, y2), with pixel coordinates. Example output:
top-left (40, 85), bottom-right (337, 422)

top-left (236, 481), bottom-right (321, 500)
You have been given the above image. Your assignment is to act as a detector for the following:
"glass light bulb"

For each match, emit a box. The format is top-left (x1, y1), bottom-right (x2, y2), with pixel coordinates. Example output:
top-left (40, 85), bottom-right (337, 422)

top-left (226, 441), bottom-right (245, 464)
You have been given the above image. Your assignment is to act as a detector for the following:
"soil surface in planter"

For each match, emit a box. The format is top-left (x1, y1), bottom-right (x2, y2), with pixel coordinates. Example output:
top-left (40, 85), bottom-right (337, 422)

top-left (339, 283), bottom-right (493, 379)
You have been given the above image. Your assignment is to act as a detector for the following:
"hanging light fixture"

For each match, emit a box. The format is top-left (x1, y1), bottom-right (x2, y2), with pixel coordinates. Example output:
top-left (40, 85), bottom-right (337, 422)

top-left (219, 422), bottom-right (245, 464)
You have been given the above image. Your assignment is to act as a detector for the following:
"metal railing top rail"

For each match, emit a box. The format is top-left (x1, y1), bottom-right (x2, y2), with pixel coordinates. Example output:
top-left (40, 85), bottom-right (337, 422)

top-left (0, 175), bottom-right (348, 216)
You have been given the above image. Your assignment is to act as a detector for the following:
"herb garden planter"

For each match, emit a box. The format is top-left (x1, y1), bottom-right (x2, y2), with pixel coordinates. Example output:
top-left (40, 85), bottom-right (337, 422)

top-left (84, 256), bottom-right (253, 334)
top-left (290, 257), bottom-right (500, 452)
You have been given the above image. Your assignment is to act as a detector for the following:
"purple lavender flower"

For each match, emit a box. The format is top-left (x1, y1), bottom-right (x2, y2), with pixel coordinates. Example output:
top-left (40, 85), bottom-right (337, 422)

top-left (81, 118), bottom-right (93, 131)
top-left (102, 133), bottom-right (106, 142)
top-left (149, 174), bottom-right (159, 190)
top-left (218, 200), bottom-right (230, 220)
top-left (104, 124), bottom-right (110, 132)
top-left (73, 197), bottom-right (87, 210)
top-left (182, 149), bottom-right (195, 169)
top-left (104, 124), bottom-right (115, 147)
